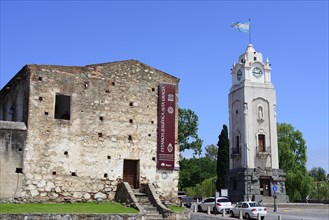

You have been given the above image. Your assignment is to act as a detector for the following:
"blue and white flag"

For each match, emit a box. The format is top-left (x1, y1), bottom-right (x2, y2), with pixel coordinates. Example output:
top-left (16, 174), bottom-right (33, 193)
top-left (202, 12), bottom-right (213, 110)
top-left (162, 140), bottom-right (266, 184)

top-left (231, 21), bottom-right (250, 33)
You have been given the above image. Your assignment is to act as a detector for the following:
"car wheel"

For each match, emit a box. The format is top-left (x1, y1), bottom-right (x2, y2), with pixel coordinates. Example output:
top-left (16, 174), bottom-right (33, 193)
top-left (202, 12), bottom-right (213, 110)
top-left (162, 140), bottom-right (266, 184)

top-left (230, 210), bottom-right (234, 217)
top-left (245, 213), bottom-right (251, 220)
top-left (197, 205), bottom-right (202, 212)
top-left (261, 217), bottom-right (265, 220)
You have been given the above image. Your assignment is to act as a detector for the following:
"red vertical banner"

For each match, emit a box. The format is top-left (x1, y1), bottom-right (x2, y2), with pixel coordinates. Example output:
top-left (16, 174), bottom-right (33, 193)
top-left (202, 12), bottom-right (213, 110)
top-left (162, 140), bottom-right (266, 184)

top-left (157, 83), bottom-right (176, 170)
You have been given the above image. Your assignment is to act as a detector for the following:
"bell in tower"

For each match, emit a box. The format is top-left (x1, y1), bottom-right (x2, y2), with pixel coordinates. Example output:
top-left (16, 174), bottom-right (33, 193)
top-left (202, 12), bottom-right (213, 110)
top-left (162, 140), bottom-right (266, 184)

top-left (226, 44), bottom-right (288, 203)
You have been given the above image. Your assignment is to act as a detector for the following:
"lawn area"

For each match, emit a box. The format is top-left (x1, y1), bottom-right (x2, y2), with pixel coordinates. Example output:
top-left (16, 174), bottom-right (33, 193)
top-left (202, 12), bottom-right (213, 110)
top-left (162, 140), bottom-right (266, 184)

top-left (169, 205), bottom-right (185, 212)
top-left (0, 202), bottom-right (139, 214)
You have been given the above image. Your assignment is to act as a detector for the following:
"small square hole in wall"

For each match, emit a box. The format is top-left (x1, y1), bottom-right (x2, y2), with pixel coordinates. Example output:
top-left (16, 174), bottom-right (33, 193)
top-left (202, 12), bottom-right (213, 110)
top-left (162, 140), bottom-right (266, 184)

top-left (99, 116), bottom-right (104, 121)
top-left (128, 135), bottom-right (132, 141)
top-left (18, 148), bottom-right (22, 152)
top-left (64, 151), bottom-right (68, 156)
top-left (148, 134), bottom-right (151, 137)
top-left (105, 90), bottom-right (110, 93)
top-left (129, 102), bottom-right (134, 107)
top-left (71, 172), bottom-right (77, 176)
top-left (38, 76), bottom-right (43, 81)
top-left (15, 168), bottom-right (23, 174)
top-left (98, 133), bottom-right (103, 138)
top-left (45, 111), bottom-right (49, 115)
top-left (39, 97), bottom-right (43, 101)
top-left (112, 82), bottom-right (115, 86)
top-left (104, 173), bottom-right (108, 178)
top-left (152, 88), bottom-right (155, 92)
top-left (151, 121), bottom-right (154, 124)
top-left (52, 171), bottom-right (57, 175)
top-left (107, 156), bottom-right (111, 159)
top-left (129, 119), bottom-right (133, 123)
top-left (152, 157), bottom-right (156, 161)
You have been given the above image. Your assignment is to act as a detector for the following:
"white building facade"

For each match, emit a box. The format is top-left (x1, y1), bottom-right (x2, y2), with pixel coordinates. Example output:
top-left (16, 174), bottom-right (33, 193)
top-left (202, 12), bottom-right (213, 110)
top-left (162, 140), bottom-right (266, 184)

top-left (226, 44), bottom-right (288, 203)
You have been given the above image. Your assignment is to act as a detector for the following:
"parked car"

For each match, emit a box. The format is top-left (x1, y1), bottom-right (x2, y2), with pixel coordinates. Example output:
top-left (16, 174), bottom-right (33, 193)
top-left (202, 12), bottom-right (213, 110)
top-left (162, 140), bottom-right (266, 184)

top-left (230, 201), bottom-right (267, 220)
top-left (177, 191), bottom-right (193, 208)
top-left (197, 197), bottom-right (232, 214)
top-left (178, 191), bottom-right (186, 203)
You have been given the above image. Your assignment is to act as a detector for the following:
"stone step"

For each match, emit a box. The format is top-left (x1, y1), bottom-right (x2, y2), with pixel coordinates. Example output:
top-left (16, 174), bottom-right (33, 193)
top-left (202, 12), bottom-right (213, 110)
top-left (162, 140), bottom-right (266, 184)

top-left (145, 213), bottom-right (163, 220)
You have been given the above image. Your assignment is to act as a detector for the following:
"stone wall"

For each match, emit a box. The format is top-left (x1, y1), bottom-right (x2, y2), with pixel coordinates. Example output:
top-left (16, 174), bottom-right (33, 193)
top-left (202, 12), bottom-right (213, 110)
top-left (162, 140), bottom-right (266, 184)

top-left (226, 167), bottom-right (288, 203)
top-left (1, 60), bottom-right (180, 203)
top-left (0, 121), bottom-right (27, 198)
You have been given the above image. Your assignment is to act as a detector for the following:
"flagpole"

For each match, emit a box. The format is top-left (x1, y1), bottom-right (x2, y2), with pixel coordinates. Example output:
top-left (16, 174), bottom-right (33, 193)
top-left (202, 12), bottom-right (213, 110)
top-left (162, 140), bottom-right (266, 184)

top-left (249, 18), bottom-right (251, 44)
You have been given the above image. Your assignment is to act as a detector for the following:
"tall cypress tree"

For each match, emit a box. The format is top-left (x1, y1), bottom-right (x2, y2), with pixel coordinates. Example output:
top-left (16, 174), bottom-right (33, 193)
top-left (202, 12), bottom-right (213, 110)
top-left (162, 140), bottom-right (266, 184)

top-left (216, 124), bottom-right (230, 190)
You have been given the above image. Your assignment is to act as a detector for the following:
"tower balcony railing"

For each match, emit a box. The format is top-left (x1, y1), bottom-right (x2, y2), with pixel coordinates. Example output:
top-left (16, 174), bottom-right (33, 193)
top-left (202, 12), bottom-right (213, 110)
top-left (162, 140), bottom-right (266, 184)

top-left (256, 146), bottom-right (271, 159)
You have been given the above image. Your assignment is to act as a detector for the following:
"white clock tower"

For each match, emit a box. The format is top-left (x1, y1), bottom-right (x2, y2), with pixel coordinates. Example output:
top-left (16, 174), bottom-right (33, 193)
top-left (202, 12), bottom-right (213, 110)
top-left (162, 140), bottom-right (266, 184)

top-left (227, 44), bottom-right (288, 203)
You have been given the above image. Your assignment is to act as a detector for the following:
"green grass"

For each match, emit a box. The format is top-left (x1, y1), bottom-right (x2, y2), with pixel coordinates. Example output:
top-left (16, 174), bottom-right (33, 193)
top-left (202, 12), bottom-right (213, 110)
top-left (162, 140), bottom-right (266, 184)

top-left (170, 205), bottom-right (185, 212)
top-left (0, 202), bottom-right (139, 214)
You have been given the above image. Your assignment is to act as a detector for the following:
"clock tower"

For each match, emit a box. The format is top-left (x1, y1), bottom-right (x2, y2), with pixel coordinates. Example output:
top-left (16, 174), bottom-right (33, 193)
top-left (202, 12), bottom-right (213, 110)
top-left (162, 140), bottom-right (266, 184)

top-left (226, 44), bottom-right (288, 203)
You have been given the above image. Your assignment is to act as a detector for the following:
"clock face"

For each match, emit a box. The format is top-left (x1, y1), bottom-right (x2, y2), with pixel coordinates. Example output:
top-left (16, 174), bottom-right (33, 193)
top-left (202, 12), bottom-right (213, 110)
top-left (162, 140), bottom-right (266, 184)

top-left (252, 67), bottom-right (263, 78)
top-left (237, 69), bottom-right (242, 81)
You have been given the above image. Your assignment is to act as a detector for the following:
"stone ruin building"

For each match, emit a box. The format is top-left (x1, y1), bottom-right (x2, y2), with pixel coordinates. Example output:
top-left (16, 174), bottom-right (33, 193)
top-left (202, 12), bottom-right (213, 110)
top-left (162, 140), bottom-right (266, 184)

top-left (0, 60), bottom-right (180, 206)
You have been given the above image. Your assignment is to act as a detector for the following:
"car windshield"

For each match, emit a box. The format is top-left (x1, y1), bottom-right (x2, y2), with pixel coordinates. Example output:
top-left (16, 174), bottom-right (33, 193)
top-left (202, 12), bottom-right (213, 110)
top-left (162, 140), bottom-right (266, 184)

top-left (217, 198), bottom-right (229, 202)
top-left (249, 202), bottom-right (261, 207)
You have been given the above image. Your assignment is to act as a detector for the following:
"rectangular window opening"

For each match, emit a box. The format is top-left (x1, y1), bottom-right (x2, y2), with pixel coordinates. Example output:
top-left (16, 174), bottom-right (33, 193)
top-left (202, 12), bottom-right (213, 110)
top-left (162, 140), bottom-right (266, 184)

top-left (258, 134), bottom-right (266, 152)
top-left (235, 136), bottom-right (240, 153)
top-left (54, 94), bottom-right (71, 120)
top-left (71, 172), bottom-right (77, 176)
top-left (15, 168), bottom-right (23, 174)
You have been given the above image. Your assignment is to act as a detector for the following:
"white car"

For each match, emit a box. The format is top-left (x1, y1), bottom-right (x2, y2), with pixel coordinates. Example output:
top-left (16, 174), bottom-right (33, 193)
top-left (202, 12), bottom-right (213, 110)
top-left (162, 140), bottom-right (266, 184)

top-left (197, 197), bottom-right (232, 214)
top-left (230, 201), bottom-right (267, 220)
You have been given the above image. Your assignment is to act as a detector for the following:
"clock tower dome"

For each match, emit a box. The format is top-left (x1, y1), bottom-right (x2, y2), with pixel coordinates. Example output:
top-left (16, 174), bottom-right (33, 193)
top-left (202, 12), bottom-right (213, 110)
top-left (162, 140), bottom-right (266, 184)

top-left (226, 44), bottom-right (288, 203)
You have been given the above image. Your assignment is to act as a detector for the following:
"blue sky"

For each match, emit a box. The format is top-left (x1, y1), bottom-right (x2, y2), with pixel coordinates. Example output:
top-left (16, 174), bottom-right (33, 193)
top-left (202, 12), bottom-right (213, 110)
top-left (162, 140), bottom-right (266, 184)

top-left (1, 1), bottom-right (328, 172)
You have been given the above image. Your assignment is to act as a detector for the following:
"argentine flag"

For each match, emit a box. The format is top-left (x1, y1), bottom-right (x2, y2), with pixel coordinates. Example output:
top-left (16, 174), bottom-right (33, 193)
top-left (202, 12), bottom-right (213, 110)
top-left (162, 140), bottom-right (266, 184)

top-left (231, 21), bottom-right (250, 33)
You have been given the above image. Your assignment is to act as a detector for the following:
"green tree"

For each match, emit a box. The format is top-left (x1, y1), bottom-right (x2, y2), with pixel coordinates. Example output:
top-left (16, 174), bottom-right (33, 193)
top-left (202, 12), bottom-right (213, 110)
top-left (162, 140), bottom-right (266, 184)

top-left (309, 167), bottom-right (327, 182)
top-left (185, 177), bottom-right (217, 198)
top-left (277, 123), bottom-right (313, 201)
top-left (178, 157), bottom-right (216, 190)
top-left (205, 144), bottom-right (218, 161)
top-left (216, 124), bottom-right (230, 190)
top-left (178, 108), bottom-right (203, 154)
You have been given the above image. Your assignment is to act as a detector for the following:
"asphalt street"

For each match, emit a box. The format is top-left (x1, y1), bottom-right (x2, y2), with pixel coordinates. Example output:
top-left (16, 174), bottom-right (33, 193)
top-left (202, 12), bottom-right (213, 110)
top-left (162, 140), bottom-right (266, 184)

top-left (190, 207), bottom-right (329, 220)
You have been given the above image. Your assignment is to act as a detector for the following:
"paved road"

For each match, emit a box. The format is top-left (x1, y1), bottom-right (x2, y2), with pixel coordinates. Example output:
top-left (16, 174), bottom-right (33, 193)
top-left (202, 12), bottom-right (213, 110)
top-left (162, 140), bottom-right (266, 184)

top-left (191, 207), bottom-right (329, 220)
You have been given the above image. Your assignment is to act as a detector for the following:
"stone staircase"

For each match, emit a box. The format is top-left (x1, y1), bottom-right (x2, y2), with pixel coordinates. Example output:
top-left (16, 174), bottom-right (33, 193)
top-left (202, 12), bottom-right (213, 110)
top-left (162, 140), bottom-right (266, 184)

top-left (133, 189), bottom-right (164, 220)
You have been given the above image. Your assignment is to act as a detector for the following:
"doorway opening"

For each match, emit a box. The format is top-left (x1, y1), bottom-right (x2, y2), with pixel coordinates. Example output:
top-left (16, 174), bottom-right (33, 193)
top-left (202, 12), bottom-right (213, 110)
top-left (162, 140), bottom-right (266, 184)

top-left (123, 159), bottom-right (139, 189)
top-left (259, 176), bottom-right (271, 197)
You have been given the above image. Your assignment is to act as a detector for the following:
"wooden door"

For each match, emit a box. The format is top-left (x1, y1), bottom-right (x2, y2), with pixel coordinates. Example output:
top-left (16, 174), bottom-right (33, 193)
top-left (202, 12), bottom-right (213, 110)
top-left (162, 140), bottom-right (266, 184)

top-left (123, 160), bottom-right (139, 189)
top-left (259, 177), bottom-right (271, 197)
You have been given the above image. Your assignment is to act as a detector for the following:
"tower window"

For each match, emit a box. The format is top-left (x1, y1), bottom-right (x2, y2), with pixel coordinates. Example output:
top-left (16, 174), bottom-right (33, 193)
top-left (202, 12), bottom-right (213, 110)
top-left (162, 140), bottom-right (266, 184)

top-left (54, 94), bottom-right (71, 120)
top-left (254, 57), bottom-right (257, 61)
top-left (258, 134), bottom-right (266, 152)
top-left (235, 135), bottom-right (240, 154)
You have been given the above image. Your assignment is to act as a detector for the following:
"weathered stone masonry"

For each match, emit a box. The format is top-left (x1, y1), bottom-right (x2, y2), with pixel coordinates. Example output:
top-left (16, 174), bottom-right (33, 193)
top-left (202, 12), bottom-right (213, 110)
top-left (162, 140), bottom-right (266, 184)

top-left (0, 60), bottom-right (180, 203)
